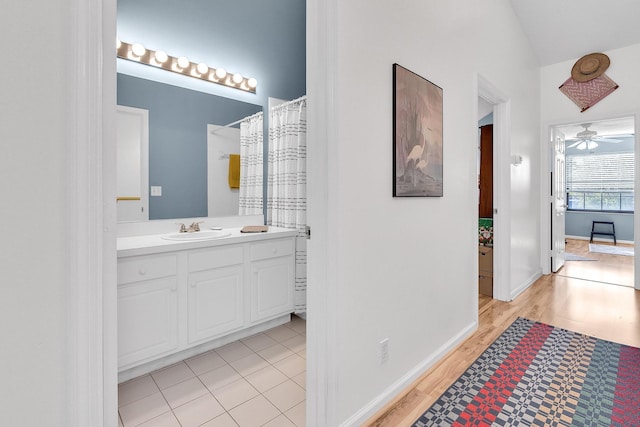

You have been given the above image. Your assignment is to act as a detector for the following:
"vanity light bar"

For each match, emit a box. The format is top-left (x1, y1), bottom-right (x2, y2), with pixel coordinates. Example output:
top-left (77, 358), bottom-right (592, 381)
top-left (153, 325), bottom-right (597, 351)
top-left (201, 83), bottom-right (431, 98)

top-left (116, 40), bottom-right (257, 93)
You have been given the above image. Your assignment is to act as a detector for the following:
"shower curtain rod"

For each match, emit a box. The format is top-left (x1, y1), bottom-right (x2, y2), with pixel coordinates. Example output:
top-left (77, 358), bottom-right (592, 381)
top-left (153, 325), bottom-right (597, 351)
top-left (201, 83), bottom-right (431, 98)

top-left (271, 95), bottom-right (307, 110)
top-left (210, 111), bottom-right (263, 133)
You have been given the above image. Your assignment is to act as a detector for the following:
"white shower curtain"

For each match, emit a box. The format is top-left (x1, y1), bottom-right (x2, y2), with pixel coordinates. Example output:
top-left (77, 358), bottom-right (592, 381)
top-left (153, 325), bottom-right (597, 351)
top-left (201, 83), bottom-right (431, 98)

top-left (267, 96), bottom-right (307, 314)
top-left (239, 112), bottom-right (264, 216)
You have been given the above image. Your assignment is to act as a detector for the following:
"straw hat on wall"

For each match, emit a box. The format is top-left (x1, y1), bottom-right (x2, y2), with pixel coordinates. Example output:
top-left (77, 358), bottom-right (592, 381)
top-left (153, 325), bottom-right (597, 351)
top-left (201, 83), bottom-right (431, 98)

top-left (571, 53), bottom-right (610, 82)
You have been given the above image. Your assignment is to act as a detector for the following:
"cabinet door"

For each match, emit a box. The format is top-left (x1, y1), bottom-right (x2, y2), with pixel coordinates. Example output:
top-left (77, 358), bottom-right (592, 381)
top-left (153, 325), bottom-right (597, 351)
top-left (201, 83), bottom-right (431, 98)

top-left (188, 266), bottom-right (244, 344)
top-left (250, 257), bottom-right (294, 322)
top-left (118, 277), bottom-right (178, 368)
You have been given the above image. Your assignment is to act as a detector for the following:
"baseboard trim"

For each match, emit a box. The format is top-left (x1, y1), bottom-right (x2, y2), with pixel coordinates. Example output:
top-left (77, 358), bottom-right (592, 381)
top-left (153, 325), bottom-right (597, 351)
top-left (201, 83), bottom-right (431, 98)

top-left (566, 235), bottom-right (634, 245)
top-left (339, 320), bottom-right (478, 427)
top-left (510, 270), bottom-right (542, 301)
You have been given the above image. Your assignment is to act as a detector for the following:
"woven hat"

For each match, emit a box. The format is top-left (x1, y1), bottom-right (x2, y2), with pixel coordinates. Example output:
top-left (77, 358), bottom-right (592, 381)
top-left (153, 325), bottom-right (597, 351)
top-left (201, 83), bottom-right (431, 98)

top-left (571, 53), bottom-right (610, 82)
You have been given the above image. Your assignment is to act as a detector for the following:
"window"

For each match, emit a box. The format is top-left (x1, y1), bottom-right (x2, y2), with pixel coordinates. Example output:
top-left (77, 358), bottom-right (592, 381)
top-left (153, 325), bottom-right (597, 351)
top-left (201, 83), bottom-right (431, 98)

top-left (566, 152), bottom-right (634, 212)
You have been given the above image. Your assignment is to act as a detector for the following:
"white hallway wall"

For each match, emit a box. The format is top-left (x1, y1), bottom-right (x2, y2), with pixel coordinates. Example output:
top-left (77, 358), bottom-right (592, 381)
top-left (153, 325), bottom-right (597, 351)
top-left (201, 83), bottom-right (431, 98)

top-left (540, 43), bottom-right (640, 289)
top-left (309, 0), bottom-right (541, 424)
top-left (0, 1), bottom-right (70, 425)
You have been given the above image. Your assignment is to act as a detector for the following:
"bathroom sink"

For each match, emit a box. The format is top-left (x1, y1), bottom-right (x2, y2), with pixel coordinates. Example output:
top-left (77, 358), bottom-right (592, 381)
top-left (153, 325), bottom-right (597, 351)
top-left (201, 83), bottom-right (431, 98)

top-left (161, 229), bottom-right (232, 241)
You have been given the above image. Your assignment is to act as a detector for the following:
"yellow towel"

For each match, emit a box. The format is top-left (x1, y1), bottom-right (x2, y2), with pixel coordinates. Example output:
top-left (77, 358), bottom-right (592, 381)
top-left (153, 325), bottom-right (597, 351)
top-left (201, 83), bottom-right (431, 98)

top-left (228, 154), bottom-right (240, 188)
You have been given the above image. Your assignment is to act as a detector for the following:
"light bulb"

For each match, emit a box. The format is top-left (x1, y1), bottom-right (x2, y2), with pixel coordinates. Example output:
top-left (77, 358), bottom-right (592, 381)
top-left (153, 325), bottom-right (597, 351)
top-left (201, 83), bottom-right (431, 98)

top-left (232, 73), bottom-right (243, 84)
top-left (215, 68), bottom-right (227, 79)
top-left (247, 78), bottom-right (257, 89)
top-left (154, 50), bottom-right (168, 64)
top-left (131, 43), bottom-right (146, 57)
top-left (196, 63), bottom-right (209, 74)
top-left (116, 38), bottom-right (121, 49)
top-left (177, 56), bottom-right (190, 70)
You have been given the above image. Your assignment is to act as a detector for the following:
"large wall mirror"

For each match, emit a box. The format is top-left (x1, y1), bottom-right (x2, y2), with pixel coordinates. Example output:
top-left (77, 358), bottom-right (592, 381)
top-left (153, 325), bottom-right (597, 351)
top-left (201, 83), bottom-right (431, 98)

top-left (116, 0), bottom-right (306, 222)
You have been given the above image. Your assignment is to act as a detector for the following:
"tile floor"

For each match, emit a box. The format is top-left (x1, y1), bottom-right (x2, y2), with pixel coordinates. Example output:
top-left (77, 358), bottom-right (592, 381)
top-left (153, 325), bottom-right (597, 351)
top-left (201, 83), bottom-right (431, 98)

top-left (118, 315), bottom-right (306, 427)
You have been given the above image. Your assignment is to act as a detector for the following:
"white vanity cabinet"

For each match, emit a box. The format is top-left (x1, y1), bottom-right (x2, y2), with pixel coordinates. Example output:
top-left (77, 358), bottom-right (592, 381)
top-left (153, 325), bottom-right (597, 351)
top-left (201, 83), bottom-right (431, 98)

top-left (250, 238), bottom-right (295, 322)
top-left (117, 254), bottom-right (179, 368)
top-left (117, 229), bottom-right (296, 378)
top-left (187, 245), bottom-right (244, 345)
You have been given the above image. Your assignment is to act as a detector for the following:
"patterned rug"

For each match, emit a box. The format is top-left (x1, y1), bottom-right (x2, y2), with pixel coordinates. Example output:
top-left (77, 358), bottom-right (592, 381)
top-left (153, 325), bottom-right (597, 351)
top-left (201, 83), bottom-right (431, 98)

top-left (413, 318), bottom-right (640, 426)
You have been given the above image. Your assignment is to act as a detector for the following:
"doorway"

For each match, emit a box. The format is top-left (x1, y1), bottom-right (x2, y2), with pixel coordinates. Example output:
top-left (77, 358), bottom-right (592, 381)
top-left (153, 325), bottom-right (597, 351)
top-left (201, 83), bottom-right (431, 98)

top-left (477, 74), bottom-right (511, 303)
top-left (478, 98), bottom-right (494, 306)
top-left (550, 116), bottom-right (636, 288)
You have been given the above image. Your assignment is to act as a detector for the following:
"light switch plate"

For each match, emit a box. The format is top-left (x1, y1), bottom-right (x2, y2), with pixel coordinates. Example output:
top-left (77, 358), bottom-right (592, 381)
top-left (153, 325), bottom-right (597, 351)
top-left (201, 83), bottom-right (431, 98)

top-left (150, 186), bottom-right (162, 196)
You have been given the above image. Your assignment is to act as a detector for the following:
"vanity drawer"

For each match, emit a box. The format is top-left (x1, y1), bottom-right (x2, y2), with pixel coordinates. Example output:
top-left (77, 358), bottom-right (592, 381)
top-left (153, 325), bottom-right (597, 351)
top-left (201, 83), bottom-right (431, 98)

top-left (250, 238), bottom-right (294, 261)
top-left (188, 245), bottom-right (244, 272)
top-left (118, 254), bottom-right (178, 285)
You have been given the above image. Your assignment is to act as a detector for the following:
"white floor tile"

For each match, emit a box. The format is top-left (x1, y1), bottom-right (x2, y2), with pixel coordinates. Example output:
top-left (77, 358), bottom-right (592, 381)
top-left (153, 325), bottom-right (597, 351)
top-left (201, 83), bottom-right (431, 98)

top-left (212, 378), bottom-right (260, 411)
top-left (281, 334), bottom-right (306, 353)
top-left (287, 317), bottom-right (306, 335)
top-left (244, 365), bottom-right (288, 393)
top-left (118, 375), bottom-right (159, 407)
top-left (265, 325), bottom-right (299, 342)
top-left (200, 412), bottom-right (240, 427)
top-left (229, 353), bottom-right (270, 377)
top-left (273, 354), bottom-right (306, 378)
top-left (285, 400), bottom-right (305, 427)
top-left (263, 414), bottom-right (296, 427)
top-left (185, 350), bottom-right (228, 376)
top-left (151, 362), bottom-right (196, 390)
top-left (291, 372), bottom-right (306, 390)
top-left (119, 392), bottom-right (171, 427)
top-left (173, 393), bottom-right (225, 427)
top-left (241, 333), bottom-right (278, 352)
top-left (297, 349), bottom-right (306, 359)
top-left (257, 343), bottom-right (294, 364)
top-left (228, 395), bottom-right (280, 427)
top-left (216, 341), bottom-right (255, 363)
top-left (199, 364), bottom-right (243, 392)
top-left (263, 380), bottom-right (305, 412)
top-left (161, 377), bottom-right (209, 409)
top-left (136, 411), bottom-right (181, 427)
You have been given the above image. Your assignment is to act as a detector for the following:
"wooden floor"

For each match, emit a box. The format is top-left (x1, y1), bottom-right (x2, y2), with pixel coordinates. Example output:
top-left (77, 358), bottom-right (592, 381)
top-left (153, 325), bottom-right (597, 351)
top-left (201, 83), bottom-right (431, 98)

top-left (365, 239), bottom-right (639, 427)
top-left (558, 238), bottom-right (634, 287)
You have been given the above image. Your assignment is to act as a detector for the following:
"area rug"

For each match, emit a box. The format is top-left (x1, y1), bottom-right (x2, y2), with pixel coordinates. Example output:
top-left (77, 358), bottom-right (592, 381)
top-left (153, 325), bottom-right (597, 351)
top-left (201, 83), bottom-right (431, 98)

top-left (565, 252), bottom-right (596, 261)
top-left (413, 318), bottom-right (640, 426)
top-left (589, 244), bottom-right (634, 257)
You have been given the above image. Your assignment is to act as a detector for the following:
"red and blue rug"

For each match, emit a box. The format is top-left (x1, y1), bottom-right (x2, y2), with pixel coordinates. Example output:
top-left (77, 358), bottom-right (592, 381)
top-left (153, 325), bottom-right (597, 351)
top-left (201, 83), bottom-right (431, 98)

top-left (413, 317), bottom-right (640, 426)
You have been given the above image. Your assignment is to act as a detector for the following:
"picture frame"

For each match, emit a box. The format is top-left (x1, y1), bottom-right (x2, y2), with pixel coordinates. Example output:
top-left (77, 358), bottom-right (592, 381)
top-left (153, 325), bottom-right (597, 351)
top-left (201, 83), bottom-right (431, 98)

top-left (393, 63), bottom-right (443, 197)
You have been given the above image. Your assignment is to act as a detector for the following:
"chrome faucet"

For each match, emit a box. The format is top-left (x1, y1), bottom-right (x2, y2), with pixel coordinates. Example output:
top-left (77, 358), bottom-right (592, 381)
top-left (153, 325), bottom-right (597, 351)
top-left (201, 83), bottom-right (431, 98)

top-left (176, 221), bottom-right (203, 233)
top-left (188, 221), bottom-right (203, 232)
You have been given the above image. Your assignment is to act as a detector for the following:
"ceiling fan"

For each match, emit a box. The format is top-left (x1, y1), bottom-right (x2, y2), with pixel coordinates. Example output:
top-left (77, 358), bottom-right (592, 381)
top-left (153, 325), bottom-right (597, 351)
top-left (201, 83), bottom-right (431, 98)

top-left (566, 123), bottom-right (622, 150)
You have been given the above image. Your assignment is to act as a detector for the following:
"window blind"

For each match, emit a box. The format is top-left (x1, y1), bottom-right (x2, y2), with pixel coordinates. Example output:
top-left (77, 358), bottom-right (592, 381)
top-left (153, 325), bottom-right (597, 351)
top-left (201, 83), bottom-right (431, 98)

top-left (566, 152), bottom-right (634, 192)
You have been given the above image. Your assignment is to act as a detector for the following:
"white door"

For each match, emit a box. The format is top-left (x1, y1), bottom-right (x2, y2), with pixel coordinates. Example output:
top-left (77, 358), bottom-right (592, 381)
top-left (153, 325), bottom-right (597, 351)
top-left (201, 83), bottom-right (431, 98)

top-left (117, 105), bottom-right (149, 222)
top-left (551, 129), bottom-right (566, 272)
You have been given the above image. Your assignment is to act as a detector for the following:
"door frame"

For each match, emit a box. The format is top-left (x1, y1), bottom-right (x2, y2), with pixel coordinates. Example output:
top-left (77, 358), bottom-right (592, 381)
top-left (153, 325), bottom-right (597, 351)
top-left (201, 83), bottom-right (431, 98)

top-left (541, 112), bottom-right (640, 291)
top-left (478, 74), bottom-right (511, 302)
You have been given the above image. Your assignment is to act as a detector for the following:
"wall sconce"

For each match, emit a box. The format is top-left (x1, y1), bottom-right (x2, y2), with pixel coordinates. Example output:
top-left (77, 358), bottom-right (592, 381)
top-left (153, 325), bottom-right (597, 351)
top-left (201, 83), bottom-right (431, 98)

top-left (511, 154), bottom-right (523, 166)
top-left (116, 40), bottom-right (257, 93)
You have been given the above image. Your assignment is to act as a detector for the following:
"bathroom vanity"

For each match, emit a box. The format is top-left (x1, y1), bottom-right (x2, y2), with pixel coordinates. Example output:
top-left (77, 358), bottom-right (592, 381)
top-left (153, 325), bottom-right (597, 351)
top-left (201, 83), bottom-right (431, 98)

top-left (117, 225), bottom-right (297, 382)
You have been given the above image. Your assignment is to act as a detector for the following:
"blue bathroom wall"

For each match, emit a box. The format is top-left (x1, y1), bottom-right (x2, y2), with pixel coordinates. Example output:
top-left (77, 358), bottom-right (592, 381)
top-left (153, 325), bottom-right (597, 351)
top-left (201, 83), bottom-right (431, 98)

top-left (118, 74), bottom-right (262, 219)
top-left (116, 0), bottom-right (306, 219)
top-left (565, 211), bottom-right (634, 242)
top-left (478, 113), bottom-right (493, 126)
top-left (117, 0), bottom-right (306, 113)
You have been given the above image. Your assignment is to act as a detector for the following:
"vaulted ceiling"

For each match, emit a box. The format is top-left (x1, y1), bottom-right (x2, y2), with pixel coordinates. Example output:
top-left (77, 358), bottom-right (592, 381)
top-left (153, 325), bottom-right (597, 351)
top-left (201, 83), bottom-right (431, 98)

top-left (510, 0), bottom-right (640, 66)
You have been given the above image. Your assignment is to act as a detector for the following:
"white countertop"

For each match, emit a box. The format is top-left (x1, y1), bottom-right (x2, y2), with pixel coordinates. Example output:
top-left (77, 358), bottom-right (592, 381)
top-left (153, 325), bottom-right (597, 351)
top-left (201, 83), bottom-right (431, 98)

top-left (118, 226), bottom-right (298, 258)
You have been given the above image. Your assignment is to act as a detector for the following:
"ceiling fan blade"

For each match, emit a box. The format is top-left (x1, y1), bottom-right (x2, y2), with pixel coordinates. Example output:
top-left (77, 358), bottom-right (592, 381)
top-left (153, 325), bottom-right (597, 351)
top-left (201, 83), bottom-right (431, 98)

top-left (566, 140), bottom-right (582, 148)
top-left (594, 137), bottom-right (622, 143)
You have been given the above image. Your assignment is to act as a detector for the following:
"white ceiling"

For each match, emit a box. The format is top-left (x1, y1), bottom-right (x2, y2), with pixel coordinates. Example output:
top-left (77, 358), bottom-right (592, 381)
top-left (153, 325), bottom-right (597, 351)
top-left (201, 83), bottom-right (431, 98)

top-left (510, 0), bottom-right (640, 66)
top-left (557, 116), bottom-right (635, 140)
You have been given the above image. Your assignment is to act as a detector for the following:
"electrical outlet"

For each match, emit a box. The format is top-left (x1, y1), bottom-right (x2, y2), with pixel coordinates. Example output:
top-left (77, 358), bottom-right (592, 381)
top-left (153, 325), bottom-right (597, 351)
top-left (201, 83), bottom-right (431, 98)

top-left (379, 338), bottom-right (389, 364)
top-left (150, 186), bottom-right (162, 196)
